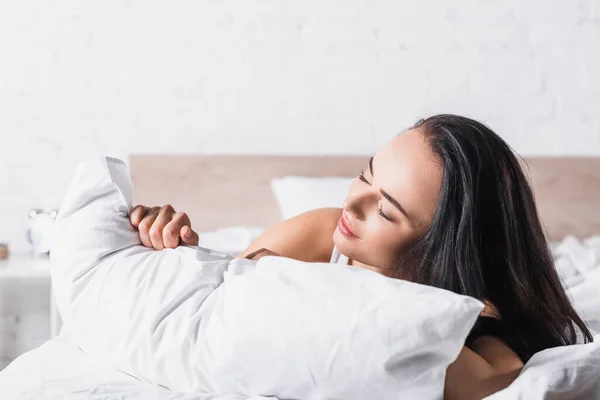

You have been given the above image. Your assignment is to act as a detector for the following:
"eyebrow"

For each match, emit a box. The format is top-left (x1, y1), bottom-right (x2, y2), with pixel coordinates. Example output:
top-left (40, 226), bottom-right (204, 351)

top-left (369, 156), bottom-right (411, 220)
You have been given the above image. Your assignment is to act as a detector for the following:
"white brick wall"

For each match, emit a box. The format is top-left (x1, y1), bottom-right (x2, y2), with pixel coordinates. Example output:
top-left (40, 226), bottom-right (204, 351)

top-left (0, 0), bottom-right (599, 366)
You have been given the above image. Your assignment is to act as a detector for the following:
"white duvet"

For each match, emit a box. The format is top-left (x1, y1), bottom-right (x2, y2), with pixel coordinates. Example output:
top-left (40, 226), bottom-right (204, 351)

top-left (0, 335), bottom-right (272, 400)
top-left (1, 156), bottom-right (599, 400)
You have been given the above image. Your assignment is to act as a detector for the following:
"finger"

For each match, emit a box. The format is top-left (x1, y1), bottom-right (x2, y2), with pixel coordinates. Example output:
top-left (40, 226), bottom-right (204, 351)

top-left (162, 211), bottom-right (191, 249)
top-left (129, 205), bottom-right (148, 227)
top-left (179, 225), bottom-right (200, 246)
top-left (149, 204), bottom-right (175, 250)
top-left (137, 206), bottom-right (161, 248)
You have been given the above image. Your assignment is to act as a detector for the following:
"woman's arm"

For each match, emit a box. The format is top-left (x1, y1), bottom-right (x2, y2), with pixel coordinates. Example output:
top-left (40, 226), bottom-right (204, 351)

top-left (237, 207), bottom-right (342, 262)
top-left (445, 338), bottom-right (523, 400)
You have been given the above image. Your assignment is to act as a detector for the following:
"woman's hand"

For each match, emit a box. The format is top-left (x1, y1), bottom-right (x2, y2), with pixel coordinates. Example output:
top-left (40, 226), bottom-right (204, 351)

top-left (129, 204), bottom-right (199, 250)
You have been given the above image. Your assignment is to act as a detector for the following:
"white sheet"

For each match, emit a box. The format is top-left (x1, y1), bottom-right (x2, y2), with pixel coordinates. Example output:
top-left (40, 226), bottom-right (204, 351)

top-left (197, 227), bottom-right (265, 257)
top-left (553, 235), bottom-right (600, 289)
top-left (483, 333), bottom-right (600, 400)
top-left (568, 272), bottom-right (600, 337)
top-left (5, 332), bottom-right (600, 400)
top-left (553, 235), bottom-right (600, 336)
top-left (0, 335), bottom-right (274, 400)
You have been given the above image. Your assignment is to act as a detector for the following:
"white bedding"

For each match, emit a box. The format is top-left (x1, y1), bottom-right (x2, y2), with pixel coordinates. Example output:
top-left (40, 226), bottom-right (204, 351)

top-left (2, 156), bottom-right (482, 399)
top-left (0, 335), bottom-right (273, 400)
top-left (3, 333), bottom-right (600, 400)
top-left (1, 157), bottom-right (600, 399)
top-left (484, 333), bottom-right (600, 399)
top-left (197, 227), bottom-right (265, 257)
top-left (552, 235), bottom-right (600, 336)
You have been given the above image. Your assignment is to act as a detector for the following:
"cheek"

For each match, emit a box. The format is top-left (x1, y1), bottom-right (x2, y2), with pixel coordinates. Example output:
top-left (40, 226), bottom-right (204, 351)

top-left (336, 220), bottom-right (406, 268)
top-left (366, 226), bottom-right (405, 256)
top-left (364, 221), bottom-right (424, 264)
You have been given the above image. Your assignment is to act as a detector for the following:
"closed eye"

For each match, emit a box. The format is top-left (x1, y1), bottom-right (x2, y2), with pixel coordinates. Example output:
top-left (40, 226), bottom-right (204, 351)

top-left (378, 204), bottom-right (393, 222)
top-left (358, 170), bottom-right (394, 222)
top-left (358, 170), bottom-right (370, 184)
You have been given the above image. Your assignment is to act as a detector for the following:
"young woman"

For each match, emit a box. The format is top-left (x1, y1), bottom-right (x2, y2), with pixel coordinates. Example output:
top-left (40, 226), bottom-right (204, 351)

top-left (130, 114), bottom-right (593, 399)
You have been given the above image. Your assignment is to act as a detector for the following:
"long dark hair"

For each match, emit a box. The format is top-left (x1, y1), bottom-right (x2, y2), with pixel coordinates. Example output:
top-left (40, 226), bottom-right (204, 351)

top-left (398, 114), bottom-right (593, 362)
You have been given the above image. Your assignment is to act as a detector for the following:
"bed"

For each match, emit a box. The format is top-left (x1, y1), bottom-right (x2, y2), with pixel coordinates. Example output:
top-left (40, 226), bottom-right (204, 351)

top-left (1, 155), bottom-right (600, 400)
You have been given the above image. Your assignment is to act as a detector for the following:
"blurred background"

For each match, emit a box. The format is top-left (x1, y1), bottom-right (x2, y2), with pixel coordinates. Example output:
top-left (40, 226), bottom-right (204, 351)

top-left (0, 0), bottom-right (599, 369)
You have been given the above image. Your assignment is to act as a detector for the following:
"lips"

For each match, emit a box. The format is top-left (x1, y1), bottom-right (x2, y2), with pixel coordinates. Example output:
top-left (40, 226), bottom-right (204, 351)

top-left (338, 213), bottom-right (358, 238)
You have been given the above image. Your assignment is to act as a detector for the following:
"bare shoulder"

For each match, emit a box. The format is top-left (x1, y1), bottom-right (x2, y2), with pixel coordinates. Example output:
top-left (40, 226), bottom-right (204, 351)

top-left (237, 207), bottom-right (342, 262)
top-left (297, 207), bottom-right (343, 228)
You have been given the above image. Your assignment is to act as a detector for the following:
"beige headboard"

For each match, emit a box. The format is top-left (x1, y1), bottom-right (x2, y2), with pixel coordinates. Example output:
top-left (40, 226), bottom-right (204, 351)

top-left (129, 155), bottom-right (600, 241)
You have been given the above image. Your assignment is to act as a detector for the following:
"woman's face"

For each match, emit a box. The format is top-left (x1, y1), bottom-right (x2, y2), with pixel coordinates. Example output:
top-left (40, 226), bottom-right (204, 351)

top-left (333, 129), bottom-right (443, 275)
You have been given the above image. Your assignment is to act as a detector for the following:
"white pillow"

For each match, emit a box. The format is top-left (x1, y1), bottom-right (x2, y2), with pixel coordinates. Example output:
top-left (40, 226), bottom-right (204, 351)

top-left (50, 156), bottom-right (484, 399)
top-left (199, 256), bottom-right (484, 398)
top-left (483, 334), bottom-right (600, 399)
top-left (270, 176), bottom-right (353, 220)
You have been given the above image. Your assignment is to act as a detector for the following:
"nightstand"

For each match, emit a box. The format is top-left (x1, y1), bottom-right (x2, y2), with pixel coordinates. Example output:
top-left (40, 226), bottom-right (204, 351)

top-left (0, 251), bottom-right (61, 338)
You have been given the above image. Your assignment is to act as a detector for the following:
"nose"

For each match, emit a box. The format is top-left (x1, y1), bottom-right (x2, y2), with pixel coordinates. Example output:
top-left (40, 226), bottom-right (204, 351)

top-left (343, 190), bottom-right (377, 220)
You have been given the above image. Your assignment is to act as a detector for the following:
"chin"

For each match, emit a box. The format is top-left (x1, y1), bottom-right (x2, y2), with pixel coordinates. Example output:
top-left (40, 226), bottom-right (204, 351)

top-left (332, 230), bottom-right (344, 248)
top-left (332, 232), bottom-right (356, 258)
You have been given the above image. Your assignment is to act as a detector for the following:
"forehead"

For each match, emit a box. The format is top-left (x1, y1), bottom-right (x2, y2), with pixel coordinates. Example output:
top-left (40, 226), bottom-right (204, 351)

top-left (373, 129), bottom-right (442, 226)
